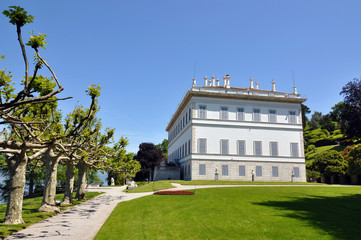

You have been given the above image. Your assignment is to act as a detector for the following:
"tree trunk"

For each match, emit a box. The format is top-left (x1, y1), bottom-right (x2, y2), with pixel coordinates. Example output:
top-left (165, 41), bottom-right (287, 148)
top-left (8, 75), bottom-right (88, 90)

top-left (38, 150), bottom-right (60, 213)
top-left (62, 164), bottom-right (74, 204)
top-left (76, 162), bottom-right (88, 200)
top-left (28, 172), bottom-right (34, 198)
top-left (4, 152), bottom-right (27, 224)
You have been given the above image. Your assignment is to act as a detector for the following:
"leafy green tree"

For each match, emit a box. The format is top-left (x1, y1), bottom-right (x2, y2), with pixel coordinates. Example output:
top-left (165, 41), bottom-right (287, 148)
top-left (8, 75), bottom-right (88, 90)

top-left (312, 150), bottom-right (348, 177)
top-left (309, 111), bottom-right (322, 129)
top-left (340, 78), bottom-right (361, 139)
top-left (319, 114), bottom-right (335, 133)
top-left (134, 143), bottom-right (163, 181)
top-left (301, 104), bottom-right (311, 129)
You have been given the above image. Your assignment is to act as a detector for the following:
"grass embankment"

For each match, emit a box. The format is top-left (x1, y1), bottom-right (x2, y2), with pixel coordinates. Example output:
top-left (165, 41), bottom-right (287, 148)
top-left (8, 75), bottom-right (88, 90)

top-left (95, 187), bottom-right (361, 240)
top-left (126, 181), bottom-right (175, 193)
top-left (0, 191), bottom-right (103, 238)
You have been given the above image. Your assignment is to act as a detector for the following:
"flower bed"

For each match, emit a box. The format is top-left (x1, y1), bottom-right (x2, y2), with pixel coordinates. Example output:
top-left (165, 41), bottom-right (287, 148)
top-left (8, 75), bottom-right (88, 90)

top-left (153, 190), bottom-right (195, 195)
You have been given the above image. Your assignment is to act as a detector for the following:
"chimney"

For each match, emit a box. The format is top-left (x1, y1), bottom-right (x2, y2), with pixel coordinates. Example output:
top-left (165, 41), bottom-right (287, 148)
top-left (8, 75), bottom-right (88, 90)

top-left (216, 78), bottom-right (220, 86)
top-left (272, 79), bottom-right (276, 91)
top-left (226, 74), bottom-right (230, 88)
top-left (249, 76), bottom-right (254, 89)
top-left (255, 81), bottom-right (259, 89)
top-left (204, 76), bottom-right (208, 87)
top-left (293, 86), bottom-right (298, 94)
top-left (192, 78), bottom-right (196, 87)
top-left (223, 75), bottom-right (227, 87)
top-left (212, 75), bottom-right (216, 87)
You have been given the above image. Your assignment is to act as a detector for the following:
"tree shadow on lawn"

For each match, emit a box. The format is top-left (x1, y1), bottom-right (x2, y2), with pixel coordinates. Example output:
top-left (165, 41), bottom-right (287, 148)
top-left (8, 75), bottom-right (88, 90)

top-left (254, 194), bottom-right (361, 239)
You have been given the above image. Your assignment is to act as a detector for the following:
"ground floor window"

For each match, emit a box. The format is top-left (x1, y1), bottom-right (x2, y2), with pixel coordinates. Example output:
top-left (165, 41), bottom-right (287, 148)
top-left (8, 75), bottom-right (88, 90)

top-left (239, 165), bottom-right (246, 176)
top-left (272, 166), bottom-right (279, 177)
top-left (293, 167), bottom-right (300, 177)
top-left (256, 166), bottom-right (262, 176)
top-left (199, 164), bottom-right (206, 175)
top-left (222, 165), bottom-right (228, 176)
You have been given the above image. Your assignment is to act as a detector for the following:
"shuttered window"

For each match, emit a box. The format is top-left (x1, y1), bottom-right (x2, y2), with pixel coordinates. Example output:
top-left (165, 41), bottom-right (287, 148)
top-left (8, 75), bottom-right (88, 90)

top-left (253, 109), bottom-right (261, 122)
top-left (269, 109), bottom-right (276, 123)
top-left (221, 139), bottom-right (229, 155)
top-left (239, 165), bottom-right (246, 176)
top-left (289, 111), bottom-right (297, 124)
top-left (237, 108), bottom-right (244, 121)
top-left (199, 105), bottom-right (206, 119)
top-left (221, 107), bottom-right (228, 120)
top-left (293, 167), bottom-right (300, 177)
top-left (199, 164), bottom-right (206, 175)
top-left (254, 141), bottom-right (262, 155)
top-left (291, 143), bottom-right (299, 157)
top-left (238, 140), bottom-right (246, 156)
top-left (222, 165), bottom-right (228, 176)
top-left (256, 166), bottom-right (262, 176)
top-left (270, 142), bottom-right (278, 156)
top-left (272, 166), bottom-right (279, 177)
top-left (198, 139), bottom-right (207, 154)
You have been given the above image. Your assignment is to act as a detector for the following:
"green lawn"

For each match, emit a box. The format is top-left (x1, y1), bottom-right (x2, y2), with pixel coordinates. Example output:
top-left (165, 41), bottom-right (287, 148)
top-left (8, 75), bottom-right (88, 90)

top-left (126, 181), bottom-right (175, 193)
top-left (0, 191), bottom-right (103, 238)
top-left (168, 180), bottom-right (322, 185)
top-left (95, 186), bottom-right (361, 240)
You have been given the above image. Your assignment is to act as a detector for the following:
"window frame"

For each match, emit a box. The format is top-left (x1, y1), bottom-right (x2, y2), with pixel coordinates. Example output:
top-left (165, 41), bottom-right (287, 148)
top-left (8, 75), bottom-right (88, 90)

top-left (199, 105), bottom-right (207, 119)
top-left (270, 141), bottom-right (279, 156)
top-left (220, 139), bottom-right (229, 155)
top-left (272, 166), bottom-right (279, 177)
top-left (239, 165), bottom-right (246, 176)
top-left (269, 109), bottom-right (277, 123)
top-left (199, 164), bottom-right (206, 175)
top-left (237, 107), bottom-right (245, 121)
top-left (222, 165), bottom-right (229, 176)
top-left (291, 142), bottom-right (299, 157)
top-left (198, 138), bottom-right (207, 154)
top-left (253, 108), bottom-right (261, 122)
top-left (220, 106), bottom-right (228, 120)
top-left (256, 166), bottom-right (262, 177)
top-left (254, 141), bottom-right (262, 156)
top-left (237, 140), bottom-right (246, 156)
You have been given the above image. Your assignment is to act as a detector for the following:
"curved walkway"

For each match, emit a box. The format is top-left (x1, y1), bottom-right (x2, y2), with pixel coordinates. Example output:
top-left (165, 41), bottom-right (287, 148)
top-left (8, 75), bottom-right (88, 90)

top-left (4, 183), bottom-right (355, 239)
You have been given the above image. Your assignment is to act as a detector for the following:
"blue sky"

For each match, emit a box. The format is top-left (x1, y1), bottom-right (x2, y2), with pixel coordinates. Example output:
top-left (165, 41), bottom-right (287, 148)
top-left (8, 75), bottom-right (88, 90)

top-left (1, 0), bottom-right (361, 153)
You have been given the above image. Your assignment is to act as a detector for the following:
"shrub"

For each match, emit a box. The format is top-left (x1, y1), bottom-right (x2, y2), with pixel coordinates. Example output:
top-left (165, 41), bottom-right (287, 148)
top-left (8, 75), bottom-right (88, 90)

top-left (306, 170), bottom-right (320, 181)
top-left (348, 144), bottom-right (361, 175)
top-left (312, 150), bottom-right (348, 177)
top-left (306, 145), bottom-right (316, 153)
top-left (314, 138), bottom-right (337, 147)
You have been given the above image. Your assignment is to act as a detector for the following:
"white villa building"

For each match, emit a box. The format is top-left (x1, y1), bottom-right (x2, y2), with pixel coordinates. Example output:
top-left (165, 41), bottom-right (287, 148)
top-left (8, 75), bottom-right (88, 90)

top-left (166, 75), bottom-right (307, 182)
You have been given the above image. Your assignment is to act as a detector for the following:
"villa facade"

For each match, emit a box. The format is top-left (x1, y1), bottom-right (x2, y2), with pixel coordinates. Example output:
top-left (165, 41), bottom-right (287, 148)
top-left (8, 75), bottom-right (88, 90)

top-left (166, 75), bottom-right (307, 182)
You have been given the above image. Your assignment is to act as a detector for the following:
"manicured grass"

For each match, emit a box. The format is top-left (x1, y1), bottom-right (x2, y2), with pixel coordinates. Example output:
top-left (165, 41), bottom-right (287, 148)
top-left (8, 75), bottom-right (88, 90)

top-left (126, 181), bottom-right (175, 193)
top-left (168, 180), bottom-right (322, 185)
top-left (95, 186), bottom-right (361, 240)
top-left (0, 191), bottom-right (103, 238)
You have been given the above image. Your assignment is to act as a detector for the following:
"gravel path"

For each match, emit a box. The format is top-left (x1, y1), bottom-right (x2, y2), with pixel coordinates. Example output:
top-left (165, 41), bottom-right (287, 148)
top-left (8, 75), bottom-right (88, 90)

top-left (4, 183), bottom-right (356, 239)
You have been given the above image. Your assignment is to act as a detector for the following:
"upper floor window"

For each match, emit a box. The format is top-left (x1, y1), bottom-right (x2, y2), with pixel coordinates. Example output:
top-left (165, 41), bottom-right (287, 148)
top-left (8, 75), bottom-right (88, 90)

top-left (198, 138), bottom-right (207, 154)
top-left (238, 140), bottom-right (246, 156)
top-left (253, 109), bottom-right (261, 122)
top-left (291, 143), bottom-right (299, 157)
top-left (269, 109), bottom-right (276, 123)
top-left (237, 108), bottom-right (245, 121)
top-left (254, 141), bottom-right (262, 155)
top-left (221, 139), bottom-right (229, 155)
top-left (199, 105), bottom-right (207, 119)
top-left (270, 142), bottom-right (278, 156)
top-left (220, 107), bottom-right (228, 120)
top-left (289, 111), bottom-right (297, 124)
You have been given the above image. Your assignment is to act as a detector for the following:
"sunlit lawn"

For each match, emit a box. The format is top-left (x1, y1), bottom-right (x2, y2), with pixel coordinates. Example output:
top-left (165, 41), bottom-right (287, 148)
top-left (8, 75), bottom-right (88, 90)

top-left (96, 186), bottom-right (361, 240)
top-left (0, 191), bottom-right (103, 238)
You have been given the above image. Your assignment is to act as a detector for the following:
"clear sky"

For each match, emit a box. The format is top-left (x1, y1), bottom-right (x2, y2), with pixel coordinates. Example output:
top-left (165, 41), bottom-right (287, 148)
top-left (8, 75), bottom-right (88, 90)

top-left (1, 0), bottom-right (361, 153)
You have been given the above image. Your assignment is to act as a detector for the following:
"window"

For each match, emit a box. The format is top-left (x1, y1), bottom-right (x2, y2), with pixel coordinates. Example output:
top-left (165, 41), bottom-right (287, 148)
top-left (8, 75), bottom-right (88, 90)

top-left (253, 109), bottom-right (261, 122)
top-left (185, 142), bottom-right (187, 156)
top-left (289, 111), bottom-right (297, 124)
top-left (186, 112), bottom-right (188, 124)
top-left (239, 165), bottom-right (246, 176)
top-left (188, 164), bottom-right (191, 175)
top-left (269, 109), bottom-right (276, 123)
top-left (293, 167), bottom-right (300, 177)
top-left (238, 140), bottom-right (246, 156)
top-left (188, 139), bottom-right (191, 154)
top-left (256, 166), bottom-right (262, 176)
top-left (199, 105), bottom-right (206, 119)
top-left (291, 143), bottom-right (299, 157)
top-left (221, 139), bottom-right (229, 154)
top-left (237, 108), bottom-right (245, 121)
top-left (184, 165), bottom-right (188, 176)
top-left (188, 108), bottom-right (192, 121)
top-left (198, 138), bottom-right (207, 154)
top-left (220, 107), bottom-right (228, 120)
top-left (254, 141), bottom-right (262, 155)
top-left (270, 142), bottom-right (278, 156)
top-left (199, 164), bottom-right (206, 175)
top-left (272, 166), bottom-right (279, 177)
top-left (222, 165), bottom-right (228, 176)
